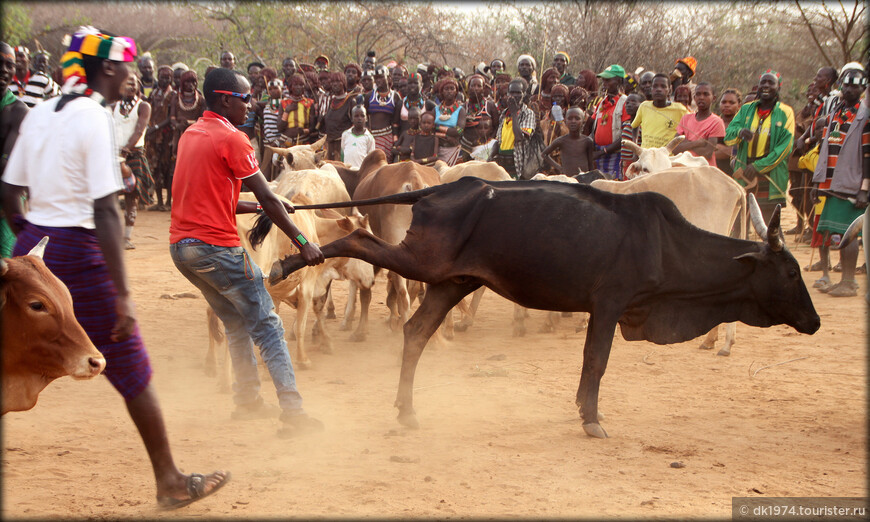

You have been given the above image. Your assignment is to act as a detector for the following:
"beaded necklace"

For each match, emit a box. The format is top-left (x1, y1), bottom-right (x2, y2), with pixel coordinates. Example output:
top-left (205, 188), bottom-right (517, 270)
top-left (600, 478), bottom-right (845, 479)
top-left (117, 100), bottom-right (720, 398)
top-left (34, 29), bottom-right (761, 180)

top-left (438, 100), bottom-right (459, 121)
top-left (375, 89), bottom-right (394, 106)
top-left (119, 97), bottom-right (137, 118)
top-left (177, 89), bottom-right (201, 112)
top-left (330, 93), bottom-right (349, 110)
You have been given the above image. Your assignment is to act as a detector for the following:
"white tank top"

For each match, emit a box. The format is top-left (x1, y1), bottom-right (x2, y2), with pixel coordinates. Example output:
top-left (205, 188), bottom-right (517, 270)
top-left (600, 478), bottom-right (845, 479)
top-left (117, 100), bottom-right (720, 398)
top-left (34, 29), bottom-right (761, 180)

top-left (113, 98), bottom-right (145, 149)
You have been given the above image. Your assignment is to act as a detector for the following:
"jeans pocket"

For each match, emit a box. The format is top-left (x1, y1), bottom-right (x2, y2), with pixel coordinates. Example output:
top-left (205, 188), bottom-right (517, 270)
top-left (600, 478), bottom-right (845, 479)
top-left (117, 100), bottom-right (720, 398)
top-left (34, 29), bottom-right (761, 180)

top-left (191, 261), bottom-right (233, 291)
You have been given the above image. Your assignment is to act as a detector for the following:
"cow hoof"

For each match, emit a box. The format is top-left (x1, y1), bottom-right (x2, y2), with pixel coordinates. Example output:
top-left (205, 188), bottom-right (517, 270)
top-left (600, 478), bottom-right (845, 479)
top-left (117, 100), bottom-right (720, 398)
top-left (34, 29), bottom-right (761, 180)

top-left (716, 348), bottom-right (731, 356)
top-left (582, 422), bottom-right (608, 439)
top-left (339, 322), bottom-right (352, 332)
top-left (455, 322), bottom-right (471, 332)
top-left (326, 310), bottom-right (337, 320)
top-left (699, 343), bottom-right (714, 350)
top-left (350, 331), bottom-right (367, 342)
top-left (397, 413), bottom-right (420, 429)
top-left (513, 325), bottom-right (526, 337)
top-left (296, 359), bottom-right (312, 370)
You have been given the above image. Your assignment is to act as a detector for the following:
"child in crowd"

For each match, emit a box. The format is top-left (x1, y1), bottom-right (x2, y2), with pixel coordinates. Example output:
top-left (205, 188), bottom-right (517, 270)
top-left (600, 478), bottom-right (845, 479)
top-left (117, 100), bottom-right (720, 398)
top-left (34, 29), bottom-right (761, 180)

top-left (620, 93), bottom-right (645, 178)
top-left (469, 115), bottom-right (495, 162)
top-left (341, 105), bottom-right (375, 168)
top-left (541, 107), bottom-right (594, 176)
top-left (392, 106), bottom-right (421, 162)
top-left (411, 111), bottom-right (439, 165)
top-left (261, 78), bottom-right (285, 180)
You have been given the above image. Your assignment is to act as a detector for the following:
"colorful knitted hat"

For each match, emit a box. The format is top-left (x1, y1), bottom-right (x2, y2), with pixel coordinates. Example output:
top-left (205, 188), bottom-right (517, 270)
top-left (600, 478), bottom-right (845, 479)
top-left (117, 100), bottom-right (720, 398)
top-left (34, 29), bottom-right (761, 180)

top-left (61, 26), bottom-right (137, 88)
top-left (554, 51), bottom-right (570, 64)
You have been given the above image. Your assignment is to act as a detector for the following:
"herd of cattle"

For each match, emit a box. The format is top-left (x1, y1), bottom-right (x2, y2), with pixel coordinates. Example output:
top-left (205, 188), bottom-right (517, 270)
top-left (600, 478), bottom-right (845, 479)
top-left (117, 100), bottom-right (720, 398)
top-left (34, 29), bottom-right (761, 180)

top-left (7, 137), bottom-right (867, 439)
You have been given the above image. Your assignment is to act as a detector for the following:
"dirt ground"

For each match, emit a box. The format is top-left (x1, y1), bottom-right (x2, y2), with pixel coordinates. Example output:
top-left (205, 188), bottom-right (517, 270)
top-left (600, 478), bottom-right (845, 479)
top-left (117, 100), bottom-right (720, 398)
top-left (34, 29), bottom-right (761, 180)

top-left (2, 205), bottom-right (867, 520)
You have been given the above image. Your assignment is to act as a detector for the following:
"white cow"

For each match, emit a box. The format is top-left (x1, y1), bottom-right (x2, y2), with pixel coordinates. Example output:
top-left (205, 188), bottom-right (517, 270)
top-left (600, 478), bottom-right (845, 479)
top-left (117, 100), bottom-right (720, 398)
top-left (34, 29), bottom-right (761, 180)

top-left (592, 165), bottom-right (747, 355)
top-left (265, 135), bottom-right (328, 173)
top-left (623, 136), bottom-right (709, 179)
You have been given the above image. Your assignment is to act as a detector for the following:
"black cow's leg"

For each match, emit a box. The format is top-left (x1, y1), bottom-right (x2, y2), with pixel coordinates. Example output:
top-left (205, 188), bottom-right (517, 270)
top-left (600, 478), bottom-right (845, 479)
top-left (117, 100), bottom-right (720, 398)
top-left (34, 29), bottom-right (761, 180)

top-left (395, 279), bottom-right (481, 429)
top-left (575, 307), bottom-right (621, 439)
top-left (270, 229), bottom-right (429, 286)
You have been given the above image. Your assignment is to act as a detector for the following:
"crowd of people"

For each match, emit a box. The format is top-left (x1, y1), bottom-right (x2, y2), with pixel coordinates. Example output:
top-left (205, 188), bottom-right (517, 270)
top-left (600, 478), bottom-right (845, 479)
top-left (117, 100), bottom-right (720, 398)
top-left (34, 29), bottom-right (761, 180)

top-left (0, 23), bottom-right (868, 511)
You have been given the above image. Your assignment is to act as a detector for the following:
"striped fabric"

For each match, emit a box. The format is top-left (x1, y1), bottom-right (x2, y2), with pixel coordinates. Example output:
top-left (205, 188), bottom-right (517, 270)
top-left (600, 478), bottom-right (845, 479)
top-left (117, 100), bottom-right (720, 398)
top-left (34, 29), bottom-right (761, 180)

top-left (12, 219), bottom-right (153, 401)
top-left (21, 72), bottom-right (60, 107)
top-left (371, 126), bottom-right (394, 162)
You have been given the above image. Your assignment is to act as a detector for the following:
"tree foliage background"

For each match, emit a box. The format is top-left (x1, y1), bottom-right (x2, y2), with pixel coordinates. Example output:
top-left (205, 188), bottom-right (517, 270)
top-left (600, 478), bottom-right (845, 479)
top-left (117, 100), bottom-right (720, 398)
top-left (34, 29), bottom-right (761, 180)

top-left (2, 0), bottom-right (867, 108)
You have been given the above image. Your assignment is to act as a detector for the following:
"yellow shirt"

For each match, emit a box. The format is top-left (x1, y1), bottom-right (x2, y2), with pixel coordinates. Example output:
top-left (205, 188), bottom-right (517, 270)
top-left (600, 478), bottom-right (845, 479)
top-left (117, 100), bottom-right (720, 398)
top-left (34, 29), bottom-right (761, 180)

top-left (500, 117), bottom-right (516, 152)
top-left (747, 110), bottom-right (774, 160)
top-left (631, 101), bottom-right (689, 148)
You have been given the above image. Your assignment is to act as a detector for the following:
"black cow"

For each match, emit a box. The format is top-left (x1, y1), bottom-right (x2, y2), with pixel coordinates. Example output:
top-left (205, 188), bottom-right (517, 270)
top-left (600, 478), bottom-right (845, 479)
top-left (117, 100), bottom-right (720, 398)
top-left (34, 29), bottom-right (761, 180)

top-left (270, 177), bottom-right (820, 438)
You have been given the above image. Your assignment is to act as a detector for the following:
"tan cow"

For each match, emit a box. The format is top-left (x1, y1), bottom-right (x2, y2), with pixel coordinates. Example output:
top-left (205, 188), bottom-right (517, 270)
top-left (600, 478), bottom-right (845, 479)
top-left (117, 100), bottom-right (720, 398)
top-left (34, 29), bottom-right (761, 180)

top-left (623, 136), bottom-right (709, 179)
top-left (273, 164), bottom-right (376, 340)
top-left (353, 150), bottom-right (442, 331)
top-left (592, 165), bottom-right (747, 355)
top-left (1, 238), bottom-right (106, 414)
top-left (439, 161), bottom-right (511, 184)
top-left (265, 135), bottom-right (328, 173)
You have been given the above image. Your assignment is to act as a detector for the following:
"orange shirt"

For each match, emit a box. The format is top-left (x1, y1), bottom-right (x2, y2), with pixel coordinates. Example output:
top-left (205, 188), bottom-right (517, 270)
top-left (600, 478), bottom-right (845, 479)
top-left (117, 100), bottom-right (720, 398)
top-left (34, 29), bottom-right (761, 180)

top-left (169, 111), bottom-right (260, 246)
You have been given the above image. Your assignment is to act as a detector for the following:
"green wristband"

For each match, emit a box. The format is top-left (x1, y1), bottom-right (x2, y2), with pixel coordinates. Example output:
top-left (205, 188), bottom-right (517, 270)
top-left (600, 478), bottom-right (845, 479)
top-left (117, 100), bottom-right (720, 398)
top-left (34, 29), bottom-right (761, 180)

top-left (295, 234), bottom-right (308, 246)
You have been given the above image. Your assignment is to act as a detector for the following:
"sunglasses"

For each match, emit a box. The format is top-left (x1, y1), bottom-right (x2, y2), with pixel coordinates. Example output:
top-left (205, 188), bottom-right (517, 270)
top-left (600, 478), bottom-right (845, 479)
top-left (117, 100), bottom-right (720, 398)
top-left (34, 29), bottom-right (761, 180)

top-left (213, 90), bottom-right (252, 103)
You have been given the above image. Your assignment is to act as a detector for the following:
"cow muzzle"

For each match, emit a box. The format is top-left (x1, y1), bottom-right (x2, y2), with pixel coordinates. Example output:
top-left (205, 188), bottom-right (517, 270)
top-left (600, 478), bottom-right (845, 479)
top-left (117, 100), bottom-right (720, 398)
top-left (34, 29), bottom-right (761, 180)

top-left (70, 354), bottom-right (107, 379)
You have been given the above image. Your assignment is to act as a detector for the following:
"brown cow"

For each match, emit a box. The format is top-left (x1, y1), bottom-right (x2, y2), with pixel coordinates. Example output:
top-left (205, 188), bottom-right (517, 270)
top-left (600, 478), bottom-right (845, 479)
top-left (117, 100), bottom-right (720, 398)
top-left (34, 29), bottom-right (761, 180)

top-left (1, 237), bottom-right (106, 414)
top-left (352, 150), bottom-right (442, 331)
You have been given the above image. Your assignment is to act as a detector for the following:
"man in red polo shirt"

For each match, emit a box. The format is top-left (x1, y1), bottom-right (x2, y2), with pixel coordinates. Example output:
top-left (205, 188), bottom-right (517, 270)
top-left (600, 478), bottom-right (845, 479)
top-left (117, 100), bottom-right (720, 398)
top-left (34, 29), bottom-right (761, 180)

top-left (169, 67), bottom-right (325, 438)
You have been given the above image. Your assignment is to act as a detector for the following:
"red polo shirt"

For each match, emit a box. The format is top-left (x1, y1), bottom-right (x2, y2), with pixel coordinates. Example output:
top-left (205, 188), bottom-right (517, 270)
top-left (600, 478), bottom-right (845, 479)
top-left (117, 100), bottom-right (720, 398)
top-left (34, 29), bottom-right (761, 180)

top-left (169, 111), bottom-right (259, 246)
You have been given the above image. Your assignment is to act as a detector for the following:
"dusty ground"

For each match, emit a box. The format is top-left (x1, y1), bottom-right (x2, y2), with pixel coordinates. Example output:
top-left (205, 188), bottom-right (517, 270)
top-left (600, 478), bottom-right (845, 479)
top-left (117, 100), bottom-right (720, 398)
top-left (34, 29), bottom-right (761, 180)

top-left (2, 206), bottom-right (867, 520)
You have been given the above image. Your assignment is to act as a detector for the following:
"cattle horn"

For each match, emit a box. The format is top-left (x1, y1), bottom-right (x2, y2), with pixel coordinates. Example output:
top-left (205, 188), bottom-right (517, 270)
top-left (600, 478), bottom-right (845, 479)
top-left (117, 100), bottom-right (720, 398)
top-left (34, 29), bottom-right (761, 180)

top-left (623, 140), bottom-right (642, 157)
top-left (747, 193), bottom-right (768, 239)
top-left (309, 135), bottom-right (327, 152)
top-left (664, 135), bottom-right (685, 153)
top-left (767, 205), bottom-right (784, 252)
top-left (27, 237), bottom-right (50, 259)
top-left (833, 213), bottom-right (864, 250)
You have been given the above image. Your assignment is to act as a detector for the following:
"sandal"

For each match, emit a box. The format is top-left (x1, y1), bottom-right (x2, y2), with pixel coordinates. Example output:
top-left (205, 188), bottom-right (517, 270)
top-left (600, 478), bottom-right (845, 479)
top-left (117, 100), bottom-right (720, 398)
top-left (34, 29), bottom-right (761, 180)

top-left (813, 276), bottom-right (831, 290)
top-left (157, 471), bottom-right (231, 510)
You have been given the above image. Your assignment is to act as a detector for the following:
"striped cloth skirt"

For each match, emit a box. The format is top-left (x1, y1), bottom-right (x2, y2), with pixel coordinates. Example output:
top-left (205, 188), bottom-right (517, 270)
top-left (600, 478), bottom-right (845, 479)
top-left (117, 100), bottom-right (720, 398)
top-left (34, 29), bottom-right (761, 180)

top-left (12, 219), bottom-right (153, 400)
top-left (372, 127), bottom-right (394, 162)
top-left (125, 148), bottom-right (155, 205)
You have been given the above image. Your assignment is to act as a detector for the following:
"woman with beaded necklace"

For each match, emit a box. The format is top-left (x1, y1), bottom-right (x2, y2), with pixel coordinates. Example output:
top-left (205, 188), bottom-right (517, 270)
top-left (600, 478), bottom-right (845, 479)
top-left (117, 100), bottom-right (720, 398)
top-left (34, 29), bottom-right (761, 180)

top-left (433, 77), bottom-right (466, 166)
top-left (398, 71), bottom-right (428, 136)
top-left (318, 71), bottom-right (354, 161)
top-left (168, 70), bottom-right (204, 206)
top-left (459, 74), bottom-right (498, 162)
top-left (278, 73), bottom-right (316, 145)
top-left (365, 65), bottom-right (402, 162)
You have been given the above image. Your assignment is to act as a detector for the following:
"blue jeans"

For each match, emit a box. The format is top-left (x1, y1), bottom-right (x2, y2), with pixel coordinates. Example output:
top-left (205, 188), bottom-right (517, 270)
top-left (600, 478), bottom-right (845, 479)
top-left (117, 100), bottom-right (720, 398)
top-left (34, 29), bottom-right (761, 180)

top-left (170, 242), bottom-right (304, 413)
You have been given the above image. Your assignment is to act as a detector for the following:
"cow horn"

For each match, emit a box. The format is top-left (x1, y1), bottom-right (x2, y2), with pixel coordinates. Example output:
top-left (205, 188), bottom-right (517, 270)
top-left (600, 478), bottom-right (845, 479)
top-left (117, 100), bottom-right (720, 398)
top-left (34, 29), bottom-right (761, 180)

top-left (833, 213), bottom-right (864, 250)
top-left (309, 135), bottom-right (327, 152)
top-left (27, 236), bottom-right (50, 259)
top-left (623, 140), bottom-right (642, 156)
top-left (747, 193), bottom-right (768, 239)
top-left (664, 135), bottom-right (685, 153)
top-left (0, 258), bottom-right (8, 276)
top-left (767, 205), bottom-right (783, 252)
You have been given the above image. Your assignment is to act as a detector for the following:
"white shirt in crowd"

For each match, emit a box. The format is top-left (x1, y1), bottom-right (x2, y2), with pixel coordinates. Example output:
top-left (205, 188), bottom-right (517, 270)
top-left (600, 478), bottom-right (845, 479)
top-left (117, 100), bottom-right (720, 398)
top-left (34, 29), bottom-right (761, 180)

top-left (340, 127), bottom-right (376, 169)
top-left (5, 95), bottom-right (123, 229)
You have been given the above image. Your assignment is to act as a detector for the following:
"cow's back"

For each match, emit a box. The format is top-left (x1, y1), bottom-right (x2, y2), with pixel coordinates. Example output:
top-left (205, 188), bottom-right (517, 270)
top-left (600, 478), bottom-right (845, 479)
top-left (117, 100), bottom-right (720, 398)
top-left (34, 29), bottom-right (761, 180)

top-left (592, 166), bottom-right (745, 237)
top-left (354, 161), bottom-right (442, 244)
top-left (440, 161), bottom-right (511, 184)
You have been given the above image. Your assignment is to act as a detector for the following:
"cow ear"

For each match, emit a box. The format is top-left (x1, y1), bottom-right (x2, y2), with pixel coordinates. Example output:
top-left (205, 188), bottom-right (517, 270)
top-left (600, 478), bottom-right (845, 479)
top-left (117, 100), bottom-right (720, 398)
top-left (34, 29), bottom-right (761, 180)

top-left (733, 251), bottom-right (764, 264)
top-left (337, 216), bottom-right (355, 233)
top-left (625, 163), bottom-right (640, 179)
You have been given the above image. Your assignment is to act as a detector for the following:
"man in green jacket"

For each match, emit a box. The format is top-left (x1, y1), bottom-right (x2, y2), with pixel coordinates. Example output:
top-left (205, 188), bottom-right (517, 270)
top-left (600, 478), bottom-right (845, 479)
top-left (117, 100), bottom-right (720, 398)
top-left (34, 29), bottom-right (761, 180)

top-left (725, 70), bottom-right (795, 222)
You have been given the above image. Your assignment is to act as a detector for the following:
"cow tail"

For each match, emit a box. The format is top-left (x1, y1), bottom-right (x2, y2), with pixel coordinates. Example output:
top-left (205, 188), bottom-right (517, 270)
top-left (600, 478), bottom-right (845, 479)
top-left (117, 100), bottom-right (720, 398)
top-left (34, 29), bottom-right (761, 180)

top-left (207, 307), bottom-right (225, 344)
top-left (247, 212), bottom-right (274, 251)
